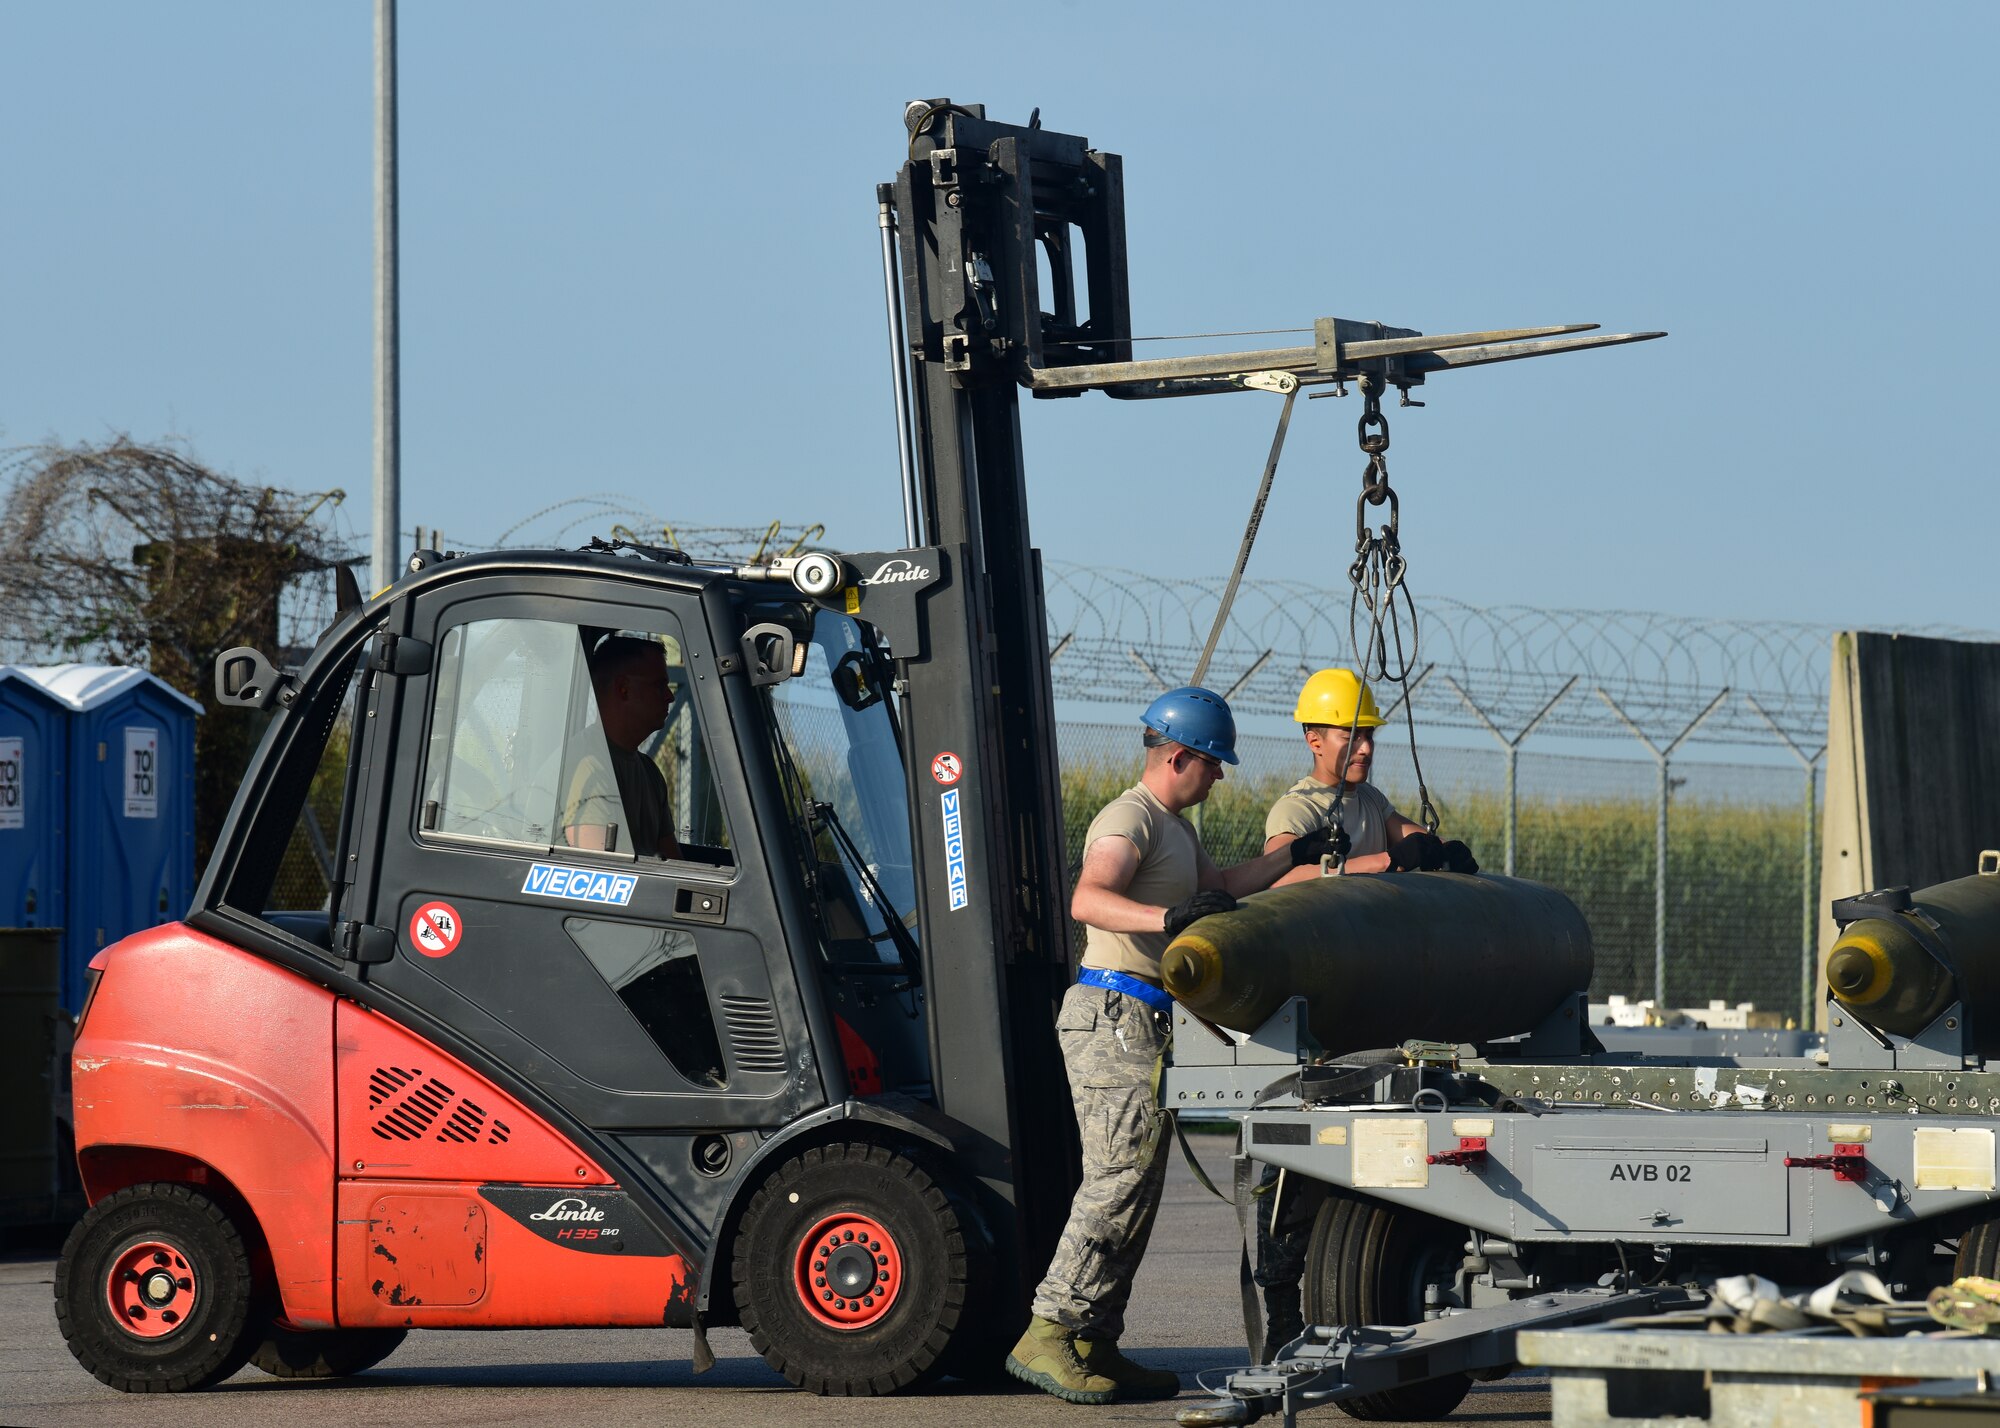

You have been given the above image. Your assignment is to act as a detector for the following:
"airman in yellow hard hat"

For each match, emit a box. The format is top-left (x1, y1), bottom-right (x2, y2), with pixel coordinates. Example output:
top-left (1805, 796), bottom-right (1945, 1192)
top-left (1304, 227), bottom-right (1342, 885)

top-left (1261, 668), bottom-right (1477, 883)
top-left (1248, 668), bottom-right (1479, 1359)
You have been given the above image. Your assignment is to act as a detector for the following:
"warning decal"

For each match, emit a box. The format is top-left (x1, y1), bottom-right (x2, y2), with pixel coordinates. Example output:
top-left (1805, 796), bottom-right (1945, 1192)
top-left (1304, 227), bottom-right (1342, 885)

top-left (930, 751), bottom-right (962, 786)
top-left (409, 900), bottom-right (464, 958)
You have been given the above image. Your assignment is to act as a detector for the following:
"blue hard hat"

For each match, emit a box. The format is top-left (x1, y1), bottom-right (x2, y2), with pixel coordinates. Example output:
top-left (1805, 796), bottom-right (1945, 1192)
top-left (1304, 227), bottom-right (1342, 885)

top-left (1141, 686), bottom-right (1240, 765)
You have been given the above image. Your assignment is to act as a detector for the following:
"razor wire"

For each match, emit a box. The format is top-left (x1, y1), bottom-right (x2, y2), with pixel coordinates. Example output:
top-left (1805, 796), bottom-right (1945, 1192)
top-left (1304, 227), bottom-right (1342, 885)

top-left (1042, 563), bottom-right (1998, 750)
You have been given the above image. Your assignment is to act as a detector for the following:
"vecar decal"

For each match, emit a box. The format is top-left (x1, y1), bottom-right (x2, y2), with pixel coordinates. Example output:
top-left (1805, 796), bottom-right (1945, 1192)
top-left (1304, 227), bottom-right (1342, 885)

top-left (479, 1186), bottom-right (675, 1256)
top-left (521, 862), bottom-right (638, 906)
top-left (942, 789), bottom-right (968, 911)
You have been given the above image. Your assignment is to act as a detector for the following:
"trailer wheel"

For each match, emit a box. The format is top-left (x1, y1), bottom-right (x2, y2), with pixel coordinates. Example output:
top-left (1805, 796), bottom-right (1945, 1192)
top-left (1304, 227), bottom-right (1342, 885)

top-left (1303, 1191), bottom-right (1472, 1421)
top-left (733, 1141), bottom-right (987, 1395)
top-left (54, 1182), bottom-right (260, 1393)
top-left (250, 1325), bottom-right (407, 1379)
top-left (1957, 1216), bottom-right (2000, 1279)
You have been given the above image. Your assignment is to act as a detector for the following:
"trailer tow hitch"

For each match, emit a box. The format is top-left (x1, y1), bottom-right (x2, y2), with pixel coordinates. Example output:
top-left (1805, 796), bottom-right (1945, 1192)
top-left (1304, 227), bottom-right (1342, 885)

top-left (1177, 1285), bottom-right (1698, 1428)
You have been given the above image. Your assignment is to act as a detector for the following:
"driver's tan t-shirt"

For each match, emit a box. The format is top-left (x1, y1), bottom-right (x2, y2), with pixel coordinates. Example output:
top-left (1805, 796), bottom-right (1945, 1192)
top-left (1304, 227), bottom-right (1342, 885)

top-left (1078, 782), bottom-right (1201, 980)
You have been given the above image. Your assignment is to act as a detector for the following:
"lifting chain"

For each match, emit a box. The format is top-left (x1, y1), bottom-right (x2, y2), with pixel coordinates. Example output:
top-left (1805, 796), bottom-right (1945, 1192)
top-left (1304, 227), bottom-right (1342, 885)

top-left (1332, 381), bottom-right (1440, 837)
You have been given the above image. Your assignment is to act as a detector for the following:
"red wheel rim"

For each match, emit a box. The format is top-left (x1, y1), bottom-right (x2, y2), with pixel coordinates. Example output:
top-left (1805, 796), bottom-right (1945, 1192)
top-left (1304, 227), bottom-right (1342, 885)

top-left (793, 1212), bottom-right (901, 1329)
top-left (106, 1239), bottom-right (198, 1340)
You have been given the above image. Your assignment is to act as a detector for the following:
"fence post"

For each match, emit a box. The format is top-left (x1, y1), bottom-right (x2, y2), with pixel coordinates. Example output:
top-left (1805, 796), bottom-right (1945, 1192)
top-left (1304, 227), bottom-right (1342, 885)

top-left (1746, 696), bottom-right (1828, 1025)
top-left (1128, 649), bottom-right (1170, 692)
top-left (1443, 674), bottom-right (1576, 877)
top-left (1222, 649), bottom-right (1274, 702)
top-left (1596, 686), bottom-right (1729, 1007)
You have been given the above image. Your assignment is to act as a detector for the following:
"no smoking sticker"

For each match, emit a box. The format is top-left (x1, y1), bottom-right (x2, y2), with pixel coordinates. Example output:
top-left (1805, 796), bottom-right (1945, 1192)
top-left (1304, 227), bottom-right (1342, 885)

top-left (409, 900), bottom-right (464, 958)
top-left (930, 751), bottom-right (962, 786)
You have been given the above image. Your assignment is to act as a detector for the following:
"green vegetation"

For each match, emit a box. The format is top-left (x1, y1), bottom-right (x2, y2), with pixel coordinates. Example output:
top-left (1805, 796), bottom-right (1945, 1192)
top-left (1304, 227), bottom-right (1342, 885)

top-left (1059, 760), bottom-right (1816, 1018)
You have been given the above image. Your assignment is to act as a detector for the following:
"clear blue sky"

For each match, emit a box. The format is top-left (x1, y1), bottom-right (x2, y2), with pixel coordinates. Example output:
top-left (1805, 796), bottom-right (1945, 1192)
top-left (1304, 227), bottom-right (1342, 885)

top-left (4, 2), bottom-right (1993, 630)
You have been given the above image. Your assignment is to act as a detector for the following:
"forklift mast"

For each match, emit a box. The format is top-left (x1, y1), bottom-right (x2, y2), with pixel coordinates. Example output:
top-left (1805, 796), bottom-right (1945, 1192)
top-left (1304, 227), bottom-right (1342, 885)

top-left (878, 102), bottom-right (1136, 1294)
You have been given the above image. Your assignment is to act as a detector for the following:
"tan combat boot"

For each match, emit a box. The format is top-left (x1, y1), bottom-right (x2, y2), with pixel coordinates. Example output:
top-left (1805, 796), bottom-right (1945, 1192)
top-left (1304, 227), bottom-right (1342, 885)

top-left (1073, 1335), bottom-right (1181, 1400)
top-left (1005, 1316), bottom-right (1118, 1404)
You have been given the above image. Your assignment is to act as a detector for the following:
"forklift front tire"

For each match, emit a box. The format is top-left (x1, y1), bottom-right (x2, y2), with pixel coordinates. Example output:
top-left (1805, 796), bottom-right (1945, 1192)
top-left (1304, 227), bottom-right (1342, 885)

top-left (734, 1141), bottom-right (986, 1395)
top-left (250, 1325), bottom-right (407, 1379)
top-left (54, 1182), bottom-right (260, 1393)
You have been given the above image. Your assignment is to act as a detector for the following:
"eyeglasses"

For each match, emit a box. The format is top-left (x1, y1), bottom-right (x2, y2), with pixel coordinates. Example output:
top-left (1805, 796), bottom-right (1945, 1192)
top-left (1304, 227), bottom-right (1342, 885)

top-left (1183, 749), bottom-right (1223, 772)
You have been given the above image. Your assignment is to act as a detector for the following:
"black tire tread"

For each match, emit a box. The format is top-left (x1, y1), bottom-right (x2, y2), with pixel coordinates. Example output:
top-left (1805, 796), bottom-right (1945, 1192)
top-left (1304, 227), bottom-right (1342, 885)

top-left (1957, 1217), bottom-right (1999, 1279)
top-left (732, 1141), bottom-right (981, 1396)
top-left (250, 1326), bottom-right (406, 1379)
top-left (54, 1182), bottom-right (259, 1393)
top-left (1304, 1191), bottom-right (1472, 1422)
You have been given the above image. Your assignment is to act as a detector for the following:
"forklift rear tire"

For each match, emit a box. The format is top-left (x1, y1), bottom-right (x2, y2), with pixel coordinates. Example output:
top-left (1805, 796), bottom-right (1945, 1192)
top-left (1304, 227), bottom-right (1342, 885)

top-left (1303, 1191), bottom-right (1473, 1422)
top-left (250, 1325), bottom-right (407, 1379)
top-left (733, 1141), bottom-right (986, 1395)
top-left (54, 1182), bottom-right (260, 1393)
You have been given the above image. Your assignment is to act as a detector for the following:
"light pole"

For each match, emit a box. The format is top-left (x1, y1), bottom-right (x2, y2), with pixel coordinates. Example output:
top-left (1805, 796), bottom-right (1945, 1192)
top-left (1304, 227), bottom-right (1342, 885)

top-left (371, 0), bottom-right (400, 594)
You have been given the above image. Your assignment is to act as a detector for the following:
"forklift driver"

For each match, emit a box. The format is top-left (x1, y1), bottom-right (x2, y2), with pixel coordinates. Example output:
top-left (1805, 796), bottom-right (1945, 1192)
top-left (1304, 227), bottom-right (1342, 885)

top-left (562, 634), bottom-right (685, 861)
top-left (1009, 686), bottom-right (1339, 1405)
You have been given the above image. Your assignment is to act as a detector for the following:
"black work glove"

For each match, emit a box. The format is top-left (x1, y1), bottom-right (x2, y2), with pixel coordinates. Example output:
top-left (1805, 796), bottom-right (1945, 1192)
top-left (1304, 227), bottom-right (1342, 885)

top-left (1440, 839), bottom-right (1479, 875)
top-left (1164, 889), bottom-right (1238, 938)
top-left (1388, 831), bottom-right (1446, 872)
top-left (1288, 827), bottom-right (1351, 868)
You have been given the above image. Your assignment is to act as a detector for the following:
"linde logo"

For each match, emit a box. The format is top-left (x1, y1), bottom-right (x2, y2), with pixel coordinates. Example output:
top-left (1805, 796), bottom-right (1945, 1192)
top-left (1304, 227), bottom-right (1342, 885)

top-left (528, 1197), bottom-right (606, 1223)
top-left (861, 557), bottom-right (931, 586)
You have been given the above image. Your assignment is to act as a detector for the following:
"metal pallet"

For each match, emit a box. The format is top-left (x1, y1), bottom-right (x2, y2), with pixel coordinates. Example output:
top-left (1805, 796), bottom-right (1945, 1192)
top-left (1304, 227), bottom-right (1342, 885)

top-left (1518, 1316), bottom-right (1999, 1426)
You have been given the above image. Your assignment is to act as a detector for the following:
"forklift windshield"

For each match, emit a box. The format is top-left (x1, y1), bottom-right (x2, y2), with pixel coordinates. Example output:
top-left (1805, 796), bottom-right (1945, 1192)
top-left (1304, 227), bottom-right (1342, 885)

top-left (765, 609), bottom-right (919, 969)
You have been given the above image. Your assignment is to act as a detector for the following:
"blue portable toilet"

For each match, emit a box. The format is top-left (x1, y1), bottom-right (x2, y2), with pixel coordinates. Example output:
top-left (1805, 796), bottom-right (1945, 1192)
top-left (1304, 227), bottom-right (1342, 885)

top-left (0, 669), bottom-right (69, 941)
top-left (2, 667), bottom-right (200, 1012)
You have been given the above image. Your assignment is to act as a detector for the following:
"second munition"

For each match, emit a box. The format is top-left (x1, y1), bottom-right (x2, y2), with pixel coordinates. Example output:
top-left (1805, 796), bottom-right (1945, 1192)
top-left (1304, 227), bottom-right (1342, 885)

top-left (1159, 872), bottom-right (1593, 1054)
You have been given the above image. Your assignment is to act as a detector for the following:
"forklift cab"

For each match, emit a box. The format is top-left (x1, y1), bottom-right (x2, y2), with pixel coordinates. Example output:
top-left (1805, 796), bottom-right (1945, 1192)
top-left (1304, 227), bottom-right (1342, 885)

top-left (213, 551), bottom-right (935, 1146)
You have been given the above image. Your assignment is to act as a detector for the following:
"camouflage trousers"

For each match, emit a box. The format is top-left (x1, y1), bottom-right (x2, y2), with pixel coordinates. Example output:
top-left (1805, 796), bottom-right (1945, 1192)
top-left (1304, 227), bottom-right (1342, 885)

top-left (1030, 982), bottom-right (1173, 1338)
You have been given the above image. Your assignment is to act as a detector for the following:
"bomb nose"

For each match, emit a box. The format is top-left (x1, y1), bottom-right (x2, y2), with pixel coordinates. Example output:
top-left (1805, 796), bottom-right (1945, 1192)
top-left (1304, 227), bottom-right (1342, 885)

top-left (1160, 939), bottom-right (1220, 1001)
top-left (1827, 945), bottom-right (1875, 997)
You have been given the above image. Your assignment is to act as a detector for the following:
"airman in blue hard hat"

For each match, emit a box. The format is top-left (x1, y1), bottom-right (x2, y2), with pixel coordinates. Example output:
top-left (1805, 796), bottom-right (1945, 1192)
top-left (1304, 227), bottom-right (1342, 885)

top-left (1008, 687), bottom-right (1340, 1404)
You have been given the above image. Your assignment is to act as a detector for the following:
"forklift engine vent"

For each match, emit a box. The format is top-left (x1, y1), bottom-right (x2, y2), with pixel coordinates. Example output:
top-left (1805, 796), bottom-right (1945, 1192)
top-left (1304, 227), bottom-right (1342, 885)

top-left (369, 1065), bottom-right (511, 1145)
top-left (720, 997), bottom-right (788, 1074)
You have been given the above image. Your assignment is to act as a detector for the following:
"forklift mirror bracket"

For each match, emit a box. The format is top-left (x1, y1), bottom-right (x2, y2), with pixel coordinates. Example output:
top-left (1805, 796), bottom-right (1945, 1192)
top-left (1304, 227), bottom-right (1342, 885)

top-left (214, 647), bottom-right (296, 710)
top-left (740, 622), bottom-right (799, 687)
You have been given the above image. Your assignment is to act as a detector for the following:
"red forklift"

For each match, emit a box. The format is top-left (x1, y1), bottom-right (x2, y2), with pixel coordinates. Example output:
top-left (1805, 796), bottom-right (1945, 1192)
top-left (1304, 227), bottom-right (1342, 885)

top-left (54, 100), bottom-right (1653, 1395)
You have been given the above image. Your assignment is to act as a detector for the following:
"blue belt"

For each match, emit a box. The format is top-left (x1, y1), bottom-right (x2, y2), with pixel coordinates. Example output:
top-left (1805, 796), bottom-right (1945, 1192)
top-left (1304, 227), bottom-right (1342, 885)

top-left (1077, 966), bottom-right (1174, 1011)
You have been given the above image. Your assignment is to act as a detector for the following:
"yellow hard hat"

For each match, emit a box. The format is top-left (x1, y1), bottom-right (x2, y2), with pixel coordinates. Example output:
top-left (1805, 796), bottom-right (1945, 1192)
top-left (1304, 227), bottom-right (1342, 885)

top-left (1294, 668), bottom-right (1384, 727)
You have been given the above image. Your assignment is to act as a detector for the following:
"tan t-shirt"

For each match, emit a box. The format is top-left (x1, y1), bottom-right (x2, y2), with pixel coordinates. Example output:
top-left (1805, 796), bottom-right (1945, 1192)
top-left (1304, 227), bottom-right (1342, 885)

top-left (1078, 782), bottom-right (1202, 979)
top-left (1264, 777), bottom-right (1402, 862)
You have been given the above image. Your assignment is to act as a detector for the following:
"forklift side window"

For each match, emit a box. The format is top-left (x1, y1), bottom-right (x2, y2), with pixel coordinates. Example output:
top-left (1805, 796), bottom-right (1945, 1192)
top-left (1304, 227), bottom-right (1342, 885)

top-left (420, 618), bottom-right (732, 866)
top-left (225, 657), bottom-right (367, 940)
top-left (562, 916), bottom-right (727, 1088)
top-left (766, 610), bottom-right (918, 967)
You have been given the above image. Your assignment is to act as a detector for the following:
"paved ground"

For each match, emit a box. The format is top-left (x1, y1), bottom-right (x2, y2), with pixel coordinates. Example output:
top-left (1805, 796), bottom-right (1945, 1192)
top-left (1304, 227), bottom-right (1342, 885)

top-left (0, 1138), bottom-right (1551, 1428)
